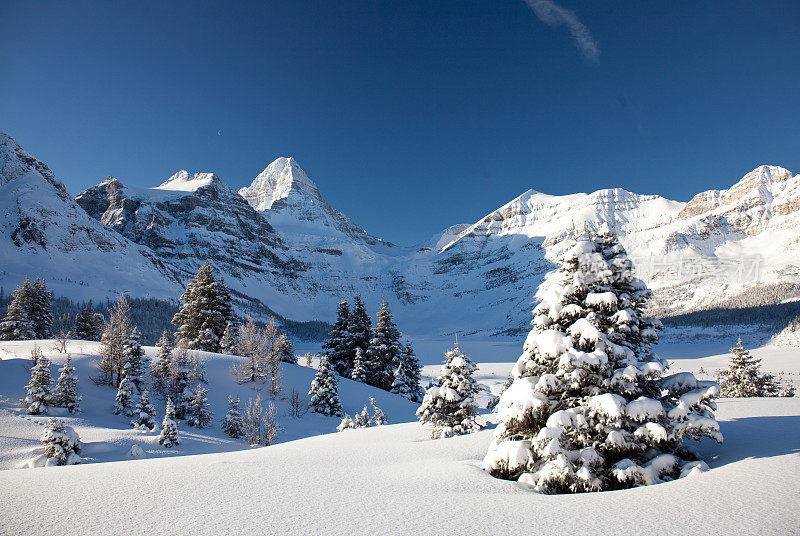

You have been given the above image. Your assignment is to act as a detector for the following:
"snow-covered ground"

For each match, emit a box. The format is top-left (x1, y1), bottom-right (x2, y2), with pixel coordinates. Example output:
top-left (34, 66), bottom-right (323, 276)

top-left (0, 338), bottom-right (798, 535)
top-left (0, 340), bottom-right (417, 471)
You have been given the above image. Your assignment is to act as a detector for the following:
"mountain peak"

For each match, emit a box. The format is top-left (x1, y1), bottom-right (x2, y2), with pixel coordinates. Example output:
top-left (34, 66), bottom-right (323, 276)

top-left (155, 170), bottom-right (220, 192)
top-left (238, 157), bottom-right (320, 211)
top-left (0, 132), bottom-right (70, 200)
top-left (678, 164), bottom-right (797, 219)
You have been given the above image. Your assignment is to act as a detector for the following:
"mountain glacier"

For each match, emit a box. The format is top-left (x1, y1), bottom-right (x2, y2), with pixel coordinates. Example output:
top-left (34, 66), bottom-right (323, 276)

top-left (2, 132), bottom-right (798, 337)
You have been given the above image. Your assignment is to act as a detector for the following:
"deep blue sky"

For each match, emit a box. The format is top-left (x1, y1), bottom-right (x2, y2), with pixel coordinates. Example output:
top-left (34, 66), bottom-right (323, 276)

top-left (2, 1), bottom-right (799, 245)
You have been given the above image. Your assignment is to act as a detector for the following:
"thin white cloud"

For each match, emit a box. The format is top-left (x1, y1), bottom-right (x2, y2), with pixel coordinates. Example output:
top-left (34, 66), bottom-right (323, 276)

top-left (524, 0), bottom-right (600, 63)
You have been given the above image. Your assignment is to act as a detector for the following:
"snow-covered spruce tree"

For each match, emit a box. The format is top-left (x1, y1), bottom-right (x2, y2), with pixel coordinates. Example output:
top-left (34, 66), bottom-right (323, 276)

top-left (158, 397), bottom-right (180, 448)
top-left (0, 277), bottom-right (36, 340)
top-left (25, 349), bottom-right (53, 414)
top-left (308, 357), bottom-right (343, 417)
top-left (123, 326), bottom-right (148, 392)
top-left (187, 384), bottom-right (212, 428)
top-left (365, 300), bottom-right (403, 390)
top-left (169, 345), bottom-right (195, 419)
top-left (369, 397), bottom-right (387, 426)
top-left (716, 338), bottom-right (781, 397)
top-left (390, 342), bottom-right (424, 402)
top-left (322, 299), bottom-right (353, 377)
top-left (222, 396), bottom-right (246, 439)
top-left (195, 326), bottom-right (219, 352)
top-left (337, 414), bottom-right (356, 432)
top-left (417, 344), bottom-right (480, 439)
top-left (131, 389), bottom-right (157, 430)
top-left (275, 333), bottom-right (296, 364)
top-left (171, 262), bottom-right (235, 352)
top-left (219, 321), bottom-right (238, 355)
top-left (53, 355), bottom-right (81, 414)
top-left (348, 295), bottom-right (372, 361)
top-left (75, 301), bottom-right (103, 341)
top-left (98, 296), bottom-right (131, 387)
top-left (30, 278), bottom-right (53, 339)
top-left (151, 330), bottom-right (174, 395)
top-left (113, 364), bottom-right (137, 417)
top-left (351, 347), bottom-right (367, 382)
top-left (353, 405), bottom-right (371, 428)
top-left (483, 231), bottom-right (722, 493)
top-left (40, 418), bottom-right (82, 466)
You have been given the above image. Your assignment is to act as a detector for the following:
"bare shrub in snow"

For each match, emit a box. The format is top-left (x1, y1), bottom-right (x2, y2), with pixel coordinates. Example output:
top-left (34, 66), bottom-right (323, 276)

top-left (288, 389), bottom-right (306, 418)
top-left (52, 329), bottom-right (70, 353)
top-left (243, 395), bottom-right (281, 446)
top-left (97, 296), bottom-right (131, 387)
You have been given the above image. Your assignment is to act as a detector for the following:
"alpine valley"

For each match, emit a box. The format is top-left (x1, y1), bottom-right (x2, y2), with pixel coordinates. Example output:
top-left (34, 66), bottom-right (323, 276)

top-left (2, 132), bottom-right (799, 339)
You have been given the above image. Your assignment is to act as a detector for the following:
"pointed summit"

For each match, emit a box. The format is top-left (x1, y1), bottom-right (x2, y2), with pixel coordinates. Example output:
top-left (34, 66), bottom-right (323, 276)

top-left (239, 157), bottom-right (386, 246)
top-left (238, 157), bottom-right (321, 211)
top-left (0, 132), bottom-right (71, 201)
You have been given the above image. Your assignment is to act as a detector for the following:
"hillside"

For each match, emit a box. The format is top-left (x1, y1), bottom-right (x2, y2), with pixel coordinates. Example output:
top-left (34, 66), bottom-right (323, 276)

top-left (0, 336), bottom-right (798, 535)
top-left (0, 340), bottom-right (418, 470)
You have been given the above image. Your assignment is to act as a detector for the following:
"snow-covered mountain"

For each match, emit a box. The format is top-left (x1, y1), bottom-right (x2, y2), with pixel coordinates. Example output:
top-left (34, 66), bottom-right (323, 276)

top-left (3, 131), bottom-right (799, 337)
top-left (75, 169), bottom-right (297, 315)
top-left (0, 133), bottom-right (180, 301)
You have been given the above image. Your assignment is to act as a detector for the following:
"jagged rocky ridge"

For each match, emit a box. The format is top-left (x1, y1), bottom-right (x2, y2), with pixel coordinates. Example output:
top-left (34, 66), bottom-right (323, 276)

top-left (0, 133), bottom-right (180, 301)
top-left (2, 131), bottom-right (799, 337)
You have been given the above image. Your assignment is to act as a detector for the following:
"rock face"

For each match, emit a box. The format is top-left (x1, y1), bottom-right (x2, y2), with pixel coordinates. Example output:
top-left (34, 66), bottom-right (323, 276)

top-left (75, 171), bottom-right (301, 315)
top-left (0, 133), bottom-right (180, 300)
top-left (3, 130), bottom-right (800, 337)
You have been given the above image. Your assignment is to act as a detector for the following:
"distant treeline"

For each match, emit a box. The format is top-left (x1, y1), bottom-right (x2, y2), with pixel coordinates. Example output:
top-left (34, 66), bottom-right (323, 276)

top-left (0, 289), bottom-right (332, 344)
top-left (661, 301), bottom-right (800, 333)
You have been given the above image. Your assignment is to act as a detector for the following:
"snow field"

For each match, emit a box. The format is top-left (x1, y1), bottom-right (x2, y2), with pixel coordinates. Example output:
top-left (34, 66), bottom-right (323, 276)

top-left (0, 338), bottom-right (798, 535)
top-left (0, 396), bottom-right (798, 535)
top-left (0, 340), bottom-right (418, 470)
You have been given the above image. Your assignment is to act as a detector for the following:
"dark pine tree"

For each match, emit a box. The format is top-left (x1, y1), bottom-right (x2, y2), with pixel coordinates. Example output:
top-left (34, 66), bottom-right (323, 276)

top-left (30, 278), bottom-right (53, 338)
top-left (348, 295), bottom-right (372, 361)
top-left (322, 300), bottom-right (352, 377)
top-left (365, 300), bottom-right (403, 390)
top-left (171, 262), bottom-right (235, 352)
top-left (0, 277), bottom-right (35, 340)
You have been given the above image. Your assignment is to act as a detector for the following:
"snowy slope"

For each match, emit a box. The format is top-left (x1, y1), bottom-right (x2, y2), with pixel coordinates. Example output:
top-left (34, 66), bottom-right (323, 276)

top-left (0, 340), bottom-right (418, 470)
top-left (0, 133), bottom-right (181, 301)
top-left (0, 381), bottom-right (797, 534)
